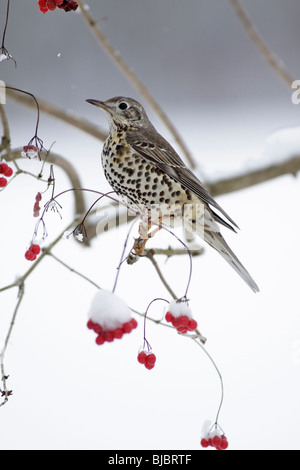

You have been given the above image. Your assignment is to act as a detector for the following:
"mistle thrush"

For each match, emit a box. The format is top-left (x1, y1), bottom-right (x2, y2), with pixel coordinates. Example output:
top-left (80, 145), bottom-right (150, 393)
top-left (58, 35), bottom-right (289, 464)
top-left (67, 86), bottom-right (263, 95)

top-left (86, 96), bottom-right (259, 293)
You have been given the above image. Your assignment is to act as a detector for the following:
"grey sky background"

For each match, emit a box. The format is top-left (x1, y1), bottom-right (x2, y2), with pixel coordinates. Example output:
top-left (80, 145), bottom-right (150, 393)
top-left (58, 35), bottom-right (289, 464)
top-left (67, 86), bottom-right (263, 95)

top-left (2, 1), bottom-right (300, 122)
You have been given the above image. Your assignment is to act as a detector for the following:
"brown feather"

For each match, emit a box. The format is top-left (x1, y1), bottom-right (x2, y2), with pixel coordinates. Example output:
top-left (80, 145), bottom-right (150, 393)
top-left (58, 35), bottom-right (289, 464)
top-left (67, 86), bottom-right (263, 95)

top-left (127, 128), bottom-right (239, 231)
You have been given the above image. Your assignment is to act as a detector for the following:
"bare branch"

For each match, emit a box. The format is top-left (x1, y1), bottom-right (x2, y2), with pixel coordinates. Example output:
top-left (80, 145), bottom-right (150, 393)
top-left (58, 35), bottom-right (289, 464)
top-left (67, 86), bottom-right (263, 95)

top-left (5, 147), bottom-right (87, 221)
top-left (230, 0), bottom-right (296, 87)
top-left (77, 0), bottom-right (196, 169)
top-left (207, 155), bottom-right (300, 197)
top-left (145, 246), bottom-right (204, 257)
top-left (0, 102), bottom-right (21, 170)
top-left (144, 250), bottom-right (177, 300)
top-left (44, 249), bottom-right (101, 289)
top-left (0, 103), bottom-right (10, 150)
top-left (6, 88), bottom-right (107, 141)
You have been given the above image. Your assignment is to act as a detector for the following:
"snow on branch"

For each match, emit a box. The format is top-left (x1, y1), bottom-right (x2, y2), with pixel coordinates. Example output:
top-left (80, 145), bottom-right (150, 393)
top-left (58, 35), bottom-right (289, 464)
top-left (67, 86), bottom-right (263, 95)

top-left (207, 127), bottom-right (300, 196)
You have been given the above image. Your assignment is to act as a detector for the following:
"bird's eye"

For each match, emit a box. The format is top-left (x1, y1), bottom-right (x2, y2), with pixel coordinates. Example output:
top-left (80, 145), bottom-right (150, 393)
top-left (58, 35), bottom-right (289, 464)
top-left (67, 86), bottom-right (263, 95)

top-left (119, 102), bottom-right (128, 110)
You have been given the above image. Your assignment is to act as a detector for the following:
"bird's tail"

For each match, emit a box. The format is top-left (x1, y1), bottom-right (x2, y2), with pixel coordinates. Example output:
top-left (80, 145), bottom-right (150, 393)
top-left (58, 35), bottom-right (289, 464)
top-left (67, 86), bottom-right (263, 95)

top-left (204, 230), bottom-right (259, 293)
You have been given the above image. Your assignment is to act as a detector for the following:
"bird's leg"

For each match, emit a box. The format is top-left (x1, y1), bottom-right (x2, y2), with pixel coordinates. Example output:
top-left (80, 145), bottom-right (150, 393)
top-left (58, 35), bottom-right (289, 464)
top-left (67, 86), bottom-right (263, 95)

top-left (133, 218), bottom-right (162, 256)
top-left (147, 225), bottom-right (162, 239)
top-left (132, 218), bottom-right (151, 256)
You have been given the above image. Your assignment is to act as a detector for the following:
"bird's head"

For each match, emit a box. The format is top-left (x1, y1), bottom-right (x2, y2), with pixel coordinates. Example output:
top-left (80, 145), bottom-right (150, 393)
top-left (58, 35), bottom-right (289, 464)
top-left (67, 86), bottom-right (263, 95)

top-left (86, 96), bottom-right (152, 130)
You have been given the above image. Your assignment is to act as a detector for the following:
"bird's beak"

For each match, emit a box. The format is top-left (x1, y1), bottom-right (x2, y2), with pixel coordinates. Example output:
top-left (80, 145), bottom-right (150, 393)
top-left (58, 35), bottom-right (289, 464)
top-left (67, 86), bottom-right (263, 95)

top-left (86, 99), bottom-right (114, 116)
top-left (86, 99), bottom-right (106, 108)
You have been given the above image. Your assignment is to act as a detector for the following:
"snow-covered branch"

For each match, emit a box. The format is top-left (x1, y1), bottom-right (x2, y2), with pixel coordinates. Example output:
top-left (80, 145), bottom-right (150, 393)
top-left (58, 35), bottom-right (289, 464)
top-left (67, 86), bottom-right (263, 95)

top-left (208, 127), bottom-right (300, 196)
top-left (208, 154), bottom-right (300, 197)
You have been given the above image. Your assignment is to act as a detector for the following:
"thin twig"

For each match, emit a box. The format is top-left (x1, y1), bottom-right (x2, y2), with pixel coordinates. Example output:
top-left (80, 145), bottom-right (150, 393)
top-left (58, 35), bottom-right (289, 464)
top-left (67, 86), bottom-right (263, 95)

top-left (145, 250), bottom-right (177, 300)
top-left (190, 336), bottom-right (224, 423)
top-left (0, 0), bottom-right (16, 66)
top-left (44, 250), bottom-right (101, 289)
top-left (1, 0), bottom-right (10, 49)
top-left (145, 246), bottom-right (204, 258)
top-left (0, 282), bottom-right (24, 406)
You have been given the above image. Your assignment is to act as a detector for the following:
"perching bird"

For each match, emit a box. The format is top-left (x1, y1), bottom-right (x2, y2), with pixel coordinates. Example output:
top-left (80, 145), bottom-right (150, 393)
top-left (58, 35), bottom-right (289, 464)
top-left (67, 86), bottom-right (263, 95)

top-left (86, 96), bottom-right (259, 293)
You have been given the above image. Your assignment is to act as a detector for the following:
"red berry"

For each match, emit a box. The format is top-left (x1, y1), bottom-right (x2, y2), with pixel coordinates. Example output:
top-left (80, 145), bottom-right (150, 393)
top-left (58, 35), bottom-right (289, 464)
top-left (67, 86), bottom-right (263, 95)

top-left (25, 250), bottom-right (36, 261)
top-left (137, 352), bottom-right (147, 364)
top-left (122, 321), bottom-right (133, 333)
top-left (130, 318), bottom-right (138, 329)
top-left (95, 335), bottom-right (105, 345)
top-left (31, 244), bottom-right (41, 255)
top-left (220, 436), bottom-right (228, 450)
top-left (93, 323), bottom-right (103, 334)
top-left (38, 0), bottom-right (48, 12)
top-left (212, 435), bottom-right (222, 447)
top-left (3, 167), bottom-right (13, 177)
top-left (177, 326), bottom-right (188, 334)
top-left (201, 438), bottom-right (209, 448)
top-left (179, 315), bottom-right (189, 327)
top-left (146, 353), bottom-right (156, 365)
top-left (87, 320), bottom-right (94, 330)
top-left (172, 317), bottom-right (181, 328)
top-left (188, 319), bottom-right (197, 331)
top-left (46, 0), bottom-right (57, 10)
top-left (0, 177), bottom-right (7, 187)
top-left (144, 353), bottom-right (156, 369)
top-left (103, 331), bottom-right (114, 342)
top-left (0, 163), bottom-right (9, 174)
top-left (145, 362), bottom-right (155, 370)
top-left (113, 328), bottom-right (124, 339)
top-left (165, 311), bottom-right (173, 323)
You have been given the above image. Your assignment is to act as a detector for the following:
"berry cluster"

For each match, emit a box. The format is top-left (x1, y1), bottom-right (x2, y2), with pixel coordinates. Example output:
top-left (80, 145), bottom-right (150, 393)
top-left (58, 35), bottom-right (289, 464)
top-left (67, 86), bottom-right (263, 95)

top-left (25, 243), bottom-right (41, 261)
top-left (87, 318), bottom-right (138, 345)
top-left (0, 162), bottom-right (13, 188)
top-left (137, 350), bottom-right (157, 370)
top-left (165, 299), bottom-right (198, 334)
top-left (33, 192), bottom-right (42, 218)
top-left (21, 144), bottom-right (38, 159)
top-left (165, 311), bottom-right (197, 334)
top-left (38, 0), bottom-right (78, 13)
top-left (201, 434), bottom-right (228, 451)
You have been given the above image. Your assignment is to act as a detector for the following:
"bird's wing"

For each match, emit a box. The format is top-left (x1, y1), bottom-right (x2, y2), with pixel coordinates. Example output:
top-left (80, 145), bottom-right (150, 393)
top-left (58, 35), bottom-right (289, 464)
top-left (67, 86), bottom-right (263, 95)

top-left (126, 128), bottom-right (239, 231)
